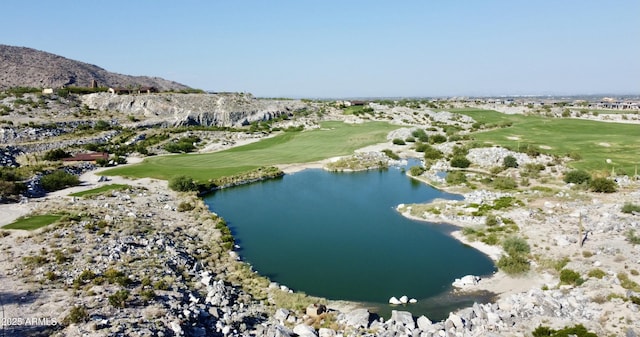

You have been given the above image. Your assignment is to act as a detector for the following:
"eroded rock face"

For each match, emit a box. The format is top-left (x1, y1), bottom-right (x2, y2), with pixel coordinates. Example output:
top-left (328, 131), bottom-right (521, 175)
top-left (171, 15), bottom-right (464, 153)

top-left (81, 92), bottom-right (308, 127)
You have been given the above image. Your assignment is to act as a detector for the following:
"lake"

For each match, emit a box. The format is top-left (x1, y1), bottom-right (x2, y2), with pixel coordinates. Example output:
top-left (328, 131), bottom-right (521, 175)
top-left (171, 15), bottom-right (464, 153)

top-left (204, 164), bottom-right (496, 320)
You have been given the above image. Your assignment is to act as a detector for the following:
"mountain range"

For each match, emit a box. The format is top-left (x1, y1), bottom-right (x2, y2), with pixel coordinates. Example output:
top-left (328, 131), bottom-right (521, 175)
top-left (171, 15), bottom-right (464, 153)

top-left (0, 44), bottom-right (190, 91)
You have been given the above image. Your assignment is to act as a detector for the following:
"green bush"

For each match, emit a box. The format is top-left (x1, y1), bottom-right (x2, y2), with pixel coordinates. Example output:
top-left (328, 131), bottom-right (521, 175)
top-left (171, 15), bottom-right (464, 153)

top-left (450, 156), bottom-right (471, 168)
top-left (485, 214), bottom-right (498, 227)
top-left (411, 129), bottom-right (429, 142)
top-left (503, 155), bottom-right (518, 168)
top-left (177, 201), bottom-right (195, 212)
top-left (589, 177), bottom-right (616, 193)
top-left (445, 171), bottom-right (467, 185)
top-left (43, 149), bottom-right (71, 161)
top-left (168, 175), bottom-right (200, 192)
top-left (414, 142), bottom-right (429, 152)
top-left (108, 289), bottom-right (130, 308)
top-left (409, 166), bottom-right (425, 176)
top-left (451, 145), bottom-right (468, 157)
top-left (502, 236), bottom-right (530, 256)
top-left (626, 229), bottom-right (640, 245)
top-left (492, 176), bottom-right (517, 190)
top-left (622, 203), bottom-right (640, 214)
top-left (0, 180), bottom-right (26, 202)
top-left (429, 134), bottom-right (447, 144)
top-left (63, 305), bottom-right (89, 324)
top-left (40, 170), bottom-right (80, 192)
top-left (532, 324), bottom-right (597, 337)
top-left (559, 269), bottom-right (584, 286)
top-left (381, 149), bottom-right (400, 160)
top-left (563, 170), bottom-right (591, 184)
top-left (422, 145), bottom-right (443, 160)
top-left (587, 268), bottom-right (606, 279)
top-left (392, 138), bottom-right (406, 145)
top-left (497, 254), bottom-right (530, 275)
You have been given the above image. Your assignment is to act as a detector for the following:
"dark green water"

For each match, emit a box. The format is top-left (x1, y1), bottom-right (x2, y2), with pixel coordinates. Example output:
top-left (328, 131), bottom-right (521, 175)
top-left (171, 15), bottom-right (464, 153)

top-left (204, 165), bottom-right (495, 320)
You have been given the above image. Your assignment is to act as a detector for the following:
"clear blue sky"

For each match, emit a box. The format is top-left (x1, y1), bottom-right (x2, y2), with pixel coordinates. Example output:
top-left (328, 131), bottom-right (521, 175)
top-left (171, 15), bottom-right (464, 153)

top-left (2, 1), bottom-right (639, 98)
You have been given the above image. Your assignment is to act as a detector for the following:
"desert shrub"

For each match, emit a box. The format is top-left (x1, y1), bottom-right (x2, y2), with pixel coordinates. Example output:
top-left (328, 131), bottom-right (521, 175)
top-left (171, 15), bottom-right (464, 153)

top-left (451, 145), bottom-right (468, 157)
top-left (502, 236), bottom-right (530, 256)
top-left (63, 305), bottom-right (89, 324)
top-left (392, 138), bottom-right (405, 145)
top-left (617, 272), bottom-right (640, 291)
top-left (497, 254), bottom-right (530, 275)
top-left (215, 220), bottom-right (235, 251)
top-left (485, 214), bottom-right (499, 227)
top-left (559, 269), bottom-right (584, 286)
top-left (140, 289), bottom-right (156, 303)
top-left (492, 176), bottom-right (517, 190)
top-left (589, 177), bottom-right (616, 193)
top-left (168, 175), bottom-right (200, 192)
top-left (481, 233), bottom-right (499, 245)
top-left (445, 171), bottom-right (467, 185)
top-left (104, 268), bottom-right (130, 286)
top-left (626, 229), bottom-right (640, 245)
top-left (450, 156), bottom-right (470, 168)
top-left (153, 280), bottom-right (170, 290)
top-left (422, 145), bottom-right (443, 160)
top-left (409, 166), bottom-right (425, 176)
top-left (177, 201), bottom-right (195, 212)
top-left (0, 180), bottom-right (26, 202)
top-left (381, 149), bottom-right (400, 160)
top-left (587, 268), bottom-right (606, 279)
top-left (503, 155), bottom-right (518, 168)
top-left (40, 170), bottom-right (80, 192)
top-left (621, 203), bottom-right (640, 214)
top-left (43, 148), bottom-right (71, 161)
top-left (93, 120), bottom-right (111, 131)
top-left (429, 134), bottom-right (447, 144)
top-left (414, 142), bottom-right (429, 152)
top-left (108, 289), bottom-right (130, 308)
top-left (404, 136), bottom-right (415, 143)
top-left (73, 269), bottom-right (96, 288)
top-left (411, 129), bottom-right (429, 142)
top-left (532, 324), bottom-right (597, 337)
top-left (563, 170), bottom-right (591, 184)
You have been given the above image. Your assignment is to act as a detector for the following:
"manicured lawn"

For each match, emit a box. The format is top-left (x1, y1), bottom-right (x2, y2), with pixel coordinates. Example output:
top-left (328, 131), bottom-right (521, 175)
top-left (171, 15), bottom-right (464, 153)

top-left (68, 184), bottom-right (130, 197)
top-left (3, 214), bottom-right (62, 230)
top-left (103, 121), bottom-right (398, 182)
top-left (455, 109), bottom-right (640, 173)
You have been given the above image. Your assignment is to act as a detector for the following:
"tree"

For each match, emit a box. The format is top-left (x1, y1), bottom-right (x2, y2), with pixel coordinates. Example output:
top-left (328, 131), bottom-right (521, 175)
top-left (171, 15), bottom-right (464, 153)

top-left (43, 149), bottom-right (71, 161)
top-left (503, 155), bottom-right (518, 168)
top-left (450, 156), bottom-right (471, 168)
top-left (40, 170), bottom-right (80, 192)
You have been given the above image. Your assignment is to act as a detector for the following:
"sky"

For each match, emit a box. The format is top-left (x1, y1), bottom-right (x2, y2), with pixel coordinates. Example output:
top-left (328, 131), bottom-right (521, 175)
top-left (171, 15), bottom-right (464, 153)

top-left (2, 1), bottom-right (639, 98)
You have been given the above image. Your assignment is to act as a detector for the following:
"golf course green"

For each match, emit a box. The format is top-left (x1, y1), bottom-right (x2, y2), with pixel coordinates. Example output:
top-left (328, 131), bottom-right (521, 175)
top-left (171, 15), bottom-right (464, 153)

top-left (103, 121), bottom-right (399, 182)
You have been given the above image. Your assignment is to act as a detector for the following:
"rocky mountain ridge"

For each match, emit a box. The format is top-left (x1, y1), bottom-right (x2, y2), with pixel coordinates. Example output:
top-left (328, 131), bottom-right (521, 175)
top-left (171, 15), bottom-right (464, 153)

top-left (80, 92), bottom-right (308, 127)
top-left (0, 44), bottom-right (190, 91)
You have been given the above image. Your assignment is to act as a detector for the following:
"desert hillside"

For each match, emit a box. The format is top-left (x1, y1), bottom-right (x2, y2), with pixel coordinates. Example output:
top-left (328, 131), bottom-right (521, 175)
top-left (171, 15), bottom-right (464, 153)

top-left (0, 44), bottom-right (190, 91)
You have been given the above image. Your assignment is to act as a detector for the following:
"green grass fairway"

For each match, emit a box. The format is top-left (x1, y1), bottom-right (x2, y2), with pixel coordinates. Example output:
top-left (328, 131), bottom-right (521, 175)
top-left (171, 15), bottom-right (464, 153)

top-left (103, 121), bottom-right (398, 182)
top-left (456, 109), bottom-right (640, 173)
top-left (4, 214), bottom-right (62, 230)
top-left (69, 184), bottom-right (130, 197)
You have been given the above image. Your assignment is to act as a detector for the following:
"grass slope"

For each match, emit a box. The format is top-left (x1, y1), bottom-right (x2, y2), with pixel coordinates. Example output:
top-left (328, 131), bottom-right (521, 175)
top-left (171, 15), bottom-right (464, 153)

top-left (456, 109), bottom-right (640, 173)
top-left (103, 121), bottom-right (397, 182)
top-left (68, 184), bottom-right (130, 197)
top-left (4, 214), bottom-right (62, 230)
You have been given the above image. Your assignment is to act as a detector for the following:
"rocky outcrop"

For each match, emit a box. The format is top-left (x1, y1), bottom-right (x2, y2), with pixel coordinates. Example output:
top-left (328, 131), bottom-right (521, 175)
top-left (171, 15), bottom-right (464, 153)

top-left (81, 92), bottom-right (308, 127)
top-left (0, 44), bottom-right (189, 90)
